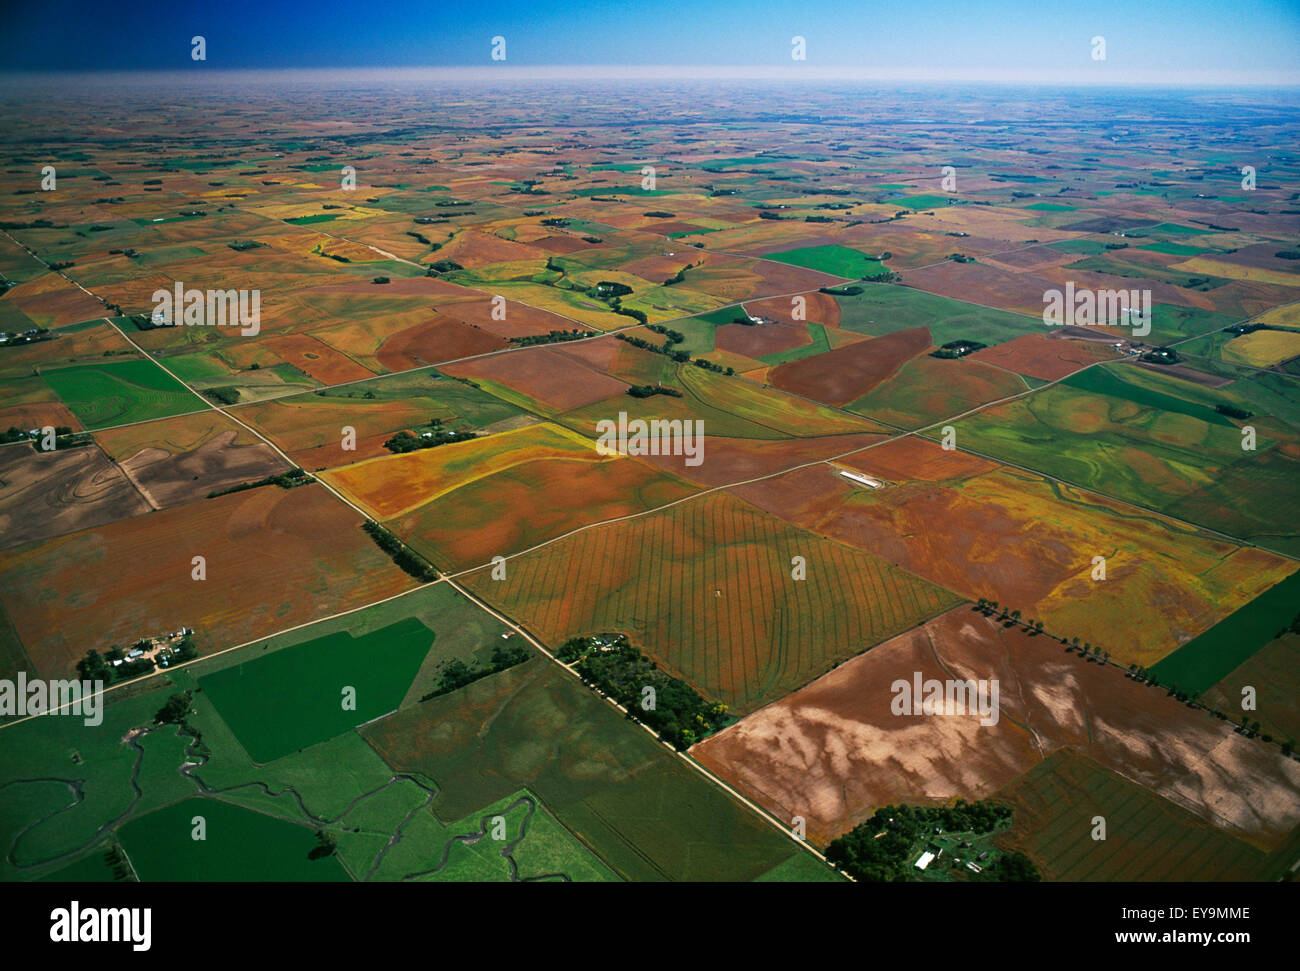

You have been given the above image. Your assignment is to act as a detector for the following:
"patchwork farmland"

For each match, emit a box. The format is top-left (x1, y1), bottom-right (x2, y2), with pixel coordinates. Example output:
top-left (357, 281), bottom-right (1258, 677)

top-left (0, 53), bottom-right (1297, 906)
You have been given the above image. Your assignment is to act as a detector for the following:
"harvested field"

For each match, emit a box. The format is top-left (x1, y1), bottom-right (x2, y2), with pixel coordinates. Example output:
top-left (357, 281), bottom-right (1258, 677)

top-left (0, 483), bottom-right (415, 677)
top-left (98, 410), bottom-right (291, 509)
top-left (970, 333), bottom-right (1121, 381)
top-left (768, 326), bottom-right (932, 405)
top-left (393, 452), bottom-right (700, 572)
top-left (263, 333), bottom-right (377, 385)
top-left (239, 371), bottom-right (524, 470)
top-left (0, 443), bottom-right (148, 549)
top-left (440, 346), bottom-right (628, 413)
top-left (632, 430), bottom-right (888, 487)
top-left (461, 490), bottom-right (962, 713)
top-left (374, 315), bottom-right (508, 371)
top-left (731, 454), bottom-right (1295, 667)
top-left (692, 608), bottom-right (1300, 849)
top-left (845, 353), bottom-right (1028, 429)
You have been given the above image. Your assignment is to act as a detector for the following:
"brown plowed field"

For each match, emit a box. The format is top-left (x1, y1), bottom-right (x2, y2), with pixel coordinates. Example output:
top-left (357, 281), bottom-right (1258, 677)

top-left (0, 483), bottom-right (415, 676)
top-left (374, 314), bottom-right (508, 371)
top-left (0, 443), bottom-right (148, 550)
top-left (768, 326), bottom-right (932, 405)
top-left (441, 346), bottom-right (628, 412)
top-left (970, 333), bottom-right (1120, 381)
top-left (264, 333), bottom-right (376, 385)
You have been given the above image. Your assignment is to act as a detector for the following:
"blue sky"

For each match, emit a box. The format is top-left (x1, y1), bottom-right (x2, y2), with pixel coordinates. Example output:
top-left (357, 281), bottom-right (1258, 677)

top-left (1, 0), bottom-right (1297, 83)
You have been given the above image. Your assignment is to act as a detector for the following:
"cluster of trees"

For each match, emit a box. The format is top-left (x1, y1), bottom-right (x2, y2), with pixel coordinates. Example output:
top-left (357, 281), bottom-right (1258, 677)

top-left (647, 323), bottom-right (685, 343)
top-left (1141, 347), bottom-right (1181, 364)
top-left (819, 284), bottom-right (864, 296)
top-left (663, 261), bottom-right (701, 286)
top-left (507, 328), bottom-right (588, 346)
top-left (1215, 403), bottom-right (1253, 420)
top-left (102, 843), bottom-right (135, 882)
top-left (559, 635), bottom-right (729, 750)
top-left (614, 331), bottom-right (733, 374)
top-left (422, 642), bottom-right (532, 700)
top-left (154, 690), bottom-right (193, 725)
top-left (361, 520), bottom-right (437, 582)
top-left (947, 253), bottom-right (976, 263)
top-left (826, 800), bottom-right (1036, 882)
top-left (207, 386), bottom-right (241, 405)
top-left (627, 384), bottom-right (682, 399)
top-left (931, 339), bottom-right (986, 360)
top-left (207, 467), bottom-right (311, 498)
top-left (383, 422), bottom-right (476, 454)
top-left (616, 332), bottom-right (689, 362)
top-left (426, 258), bottom-right (463, 274)
top-left (691, 357), bottom-right (734, 375)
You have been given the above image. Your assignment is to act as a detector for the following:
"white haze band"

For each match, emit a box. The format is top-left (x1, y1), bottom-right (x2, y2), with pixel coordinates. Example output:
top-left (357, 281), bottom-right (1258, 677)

top-left (595, 411), bottom-right (705, 467)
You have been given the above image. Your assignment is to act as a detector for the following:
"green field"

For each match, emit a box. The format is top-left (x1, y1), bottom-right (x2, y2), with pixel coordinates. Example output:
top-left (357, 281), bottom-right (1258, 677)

top-left (831, 282), bottom-right (1034, 347)
top-left (758, 322), bottom-right (830, 365)
top-left (198, 618), bottom-right (435, 763)
top-left (763, 244), bottom-right (886, 279)
top-left (361, 656), bottom-right (829, 881)
top-left (40, 358), bottom-right (199, 429)
top-left (285, 213), bottom-right (341, 225)
top-left (1062, 365), bottom-right (1235, 427)
top-left (893, 194), bottom-right (953, 210)
top-left (118, 797), bottom-right (350, 881)
top-left (1150, 569), bottom-right (1300, 694)
top-left (996, 750), bottom-right (1276, 881)
top-left (948, 363), bottom-right (1300, 548)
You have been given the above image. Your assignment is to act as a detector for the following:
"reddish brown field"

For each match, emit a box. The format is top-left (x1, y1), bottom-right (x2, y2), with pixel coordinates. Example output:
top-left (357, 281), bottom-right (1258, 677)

top-left (374, 315), bottom-right (508, 371)
top-left (692, 608), bottom-right (1300, 849)
top-left (392, 454), bottom-right (701, 571)
top-left (835, 434), bottom-right (999, 483)
top-left (0, 483), bottom-right (415, 676)
top-left (768, 326), bottom-right (932, 405)
top-left (903, 261), bottom-right (1063, 316)
top-left (5, 274), bottom-right (106, 328)
top-left (743, 290), bottom-right (841, 328)
top-left (633, 430), bottom-right (888, 487)
top-left (715, 319), bottom-right (811, 358)
top-left (263, 333), bottom-right (376, 385)
top-left (436, 294), bottom-right (584, 340)
top-left (970, 333), bottom-right (1120, 381)
top-left (434, 230), bottom-right (547, 268)
top-left (441, 345), bottom-right (628, 412)
top-left (0, 400), bottom-right (83, 433)
top-left (731, 461), bottom-right (1292, 667)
